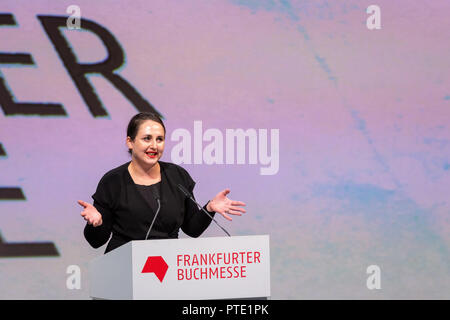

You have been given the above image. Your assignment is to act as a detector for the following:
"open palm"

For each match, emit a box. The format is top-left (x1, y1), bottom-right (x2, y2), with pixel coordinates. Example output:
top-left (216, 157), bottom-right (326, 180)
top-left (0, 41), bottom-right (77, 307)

top-left (207, 189), bottom-right (246, 221)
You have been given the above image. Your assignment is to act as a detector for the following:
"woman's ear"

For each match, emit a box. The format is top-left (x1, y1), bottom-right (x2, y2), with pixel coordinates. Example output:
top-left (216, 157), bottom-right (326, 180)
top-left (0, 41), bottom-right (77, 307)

top-left (126, 136), bottom-right (133, 151)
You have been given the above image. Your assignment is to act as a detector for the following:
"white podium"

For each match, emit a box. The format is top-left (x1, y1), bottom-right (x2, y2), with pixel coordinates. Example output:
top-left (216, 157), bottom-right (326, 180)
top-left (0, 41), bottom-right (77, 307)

top-left (89, 235), bottom-right (270, 300)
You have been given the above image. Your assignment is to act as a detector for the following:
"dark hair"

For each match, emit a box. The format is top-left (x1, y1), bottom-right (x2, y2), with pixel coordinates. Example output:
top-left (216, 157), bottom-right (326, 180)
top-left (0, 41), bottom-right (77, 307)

top-left (127, 112), bottom-right (166, 155)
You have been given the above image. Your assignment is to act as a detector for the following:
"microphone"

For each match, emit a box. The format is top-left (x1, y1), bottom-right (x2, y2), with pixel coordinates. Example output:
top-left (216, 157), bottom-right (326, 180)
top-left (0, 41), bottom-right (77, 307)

top-left (177, 184), bottom-right (231, 237)
top-left (145, 190), bottom-right (161, 240)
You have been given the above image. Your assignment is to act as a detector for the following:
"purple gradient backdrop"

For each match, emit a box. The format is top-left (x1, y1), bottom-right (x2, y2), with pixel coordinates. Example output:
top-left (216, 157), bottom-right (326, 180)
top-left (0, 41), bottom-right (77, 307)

top-left (0, 0), bottom-right (449, 299)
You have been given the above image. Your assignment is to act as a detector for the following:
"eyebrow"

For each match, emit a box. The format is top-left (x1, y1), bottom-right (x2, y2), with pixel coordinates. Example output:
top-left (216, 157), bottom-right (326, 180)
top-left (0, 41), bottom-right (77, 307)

top-left (142, 134), bottom-right (164, 138)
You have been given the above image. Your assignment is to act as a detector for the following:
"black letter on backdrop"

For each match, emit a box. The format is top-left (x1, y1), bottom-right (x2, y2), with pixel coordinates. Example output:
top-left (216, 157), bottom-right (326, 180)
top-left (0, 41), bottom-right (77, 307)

top-left (0, 142), bottom-right (59, 258)
top-left (38, 15), bottom-right (161, 118)
top-left (0, 14), bottom-right (67, 116)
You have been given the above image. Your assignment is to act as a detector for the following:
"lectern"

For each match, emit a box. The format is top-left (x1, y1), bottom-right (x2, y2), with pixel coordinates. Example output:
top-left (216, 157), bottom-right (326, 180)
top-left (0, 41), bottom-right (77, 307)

top-left (89, 235), bottom-right (270, 299)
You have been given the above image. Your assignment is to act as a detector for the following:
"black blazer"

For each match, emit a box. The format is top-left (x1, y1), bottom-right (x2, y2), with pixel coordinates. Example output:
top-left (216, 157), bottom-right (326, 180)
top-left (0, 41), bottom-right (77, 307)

top-left (84, 161), bottom-right (215, 253)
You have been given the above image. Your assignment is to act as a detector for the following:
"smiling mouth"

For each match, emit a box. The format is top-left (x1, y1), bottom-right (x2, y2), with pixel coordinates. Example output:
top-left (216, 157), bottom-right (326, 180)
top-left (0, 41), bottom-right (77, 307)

top-left (146, 151), bottom-right (157, 158)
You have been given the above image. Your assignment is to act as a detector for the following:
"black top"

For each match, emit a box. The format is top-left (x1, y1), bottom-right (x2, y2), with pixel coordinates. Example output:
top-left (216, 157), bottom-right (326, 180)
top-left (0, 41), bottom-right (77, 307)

top-left (135, 182), bottom-right (161, 214)
top-left (83, 161), bottom-right (215, 253)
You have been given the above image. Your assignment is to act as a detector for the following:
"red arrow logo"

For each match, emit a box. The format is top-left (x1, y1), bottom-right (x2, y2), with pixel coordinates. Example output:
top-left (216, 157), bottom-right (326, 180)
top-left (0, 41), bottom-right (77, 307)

top-left (141, 256), bottom-right (168, 282)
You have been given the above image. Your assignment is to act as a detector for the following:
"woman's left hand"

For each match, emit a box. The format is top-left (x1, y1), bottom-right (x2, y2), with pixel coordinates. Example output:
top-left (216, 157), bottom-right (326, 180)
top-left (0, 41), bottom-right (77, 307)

top-left (207, 189), bottom-right (246, 221)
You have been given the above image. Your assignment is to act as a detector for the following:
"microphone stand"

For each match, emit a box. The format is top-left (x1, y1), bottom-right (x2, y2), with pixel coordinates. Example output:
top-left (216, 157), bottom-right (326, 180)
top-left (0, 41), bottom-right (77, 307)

top-left (177, 184), bottom-right (231, 237)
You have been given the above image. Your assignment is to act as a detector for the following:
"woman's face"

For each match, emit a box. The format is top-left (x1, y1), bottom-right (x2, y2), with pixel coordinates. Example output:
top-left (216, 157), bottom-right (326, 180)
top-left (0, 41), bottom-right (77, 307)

top-left (127, 120), bottom-right (165, 167)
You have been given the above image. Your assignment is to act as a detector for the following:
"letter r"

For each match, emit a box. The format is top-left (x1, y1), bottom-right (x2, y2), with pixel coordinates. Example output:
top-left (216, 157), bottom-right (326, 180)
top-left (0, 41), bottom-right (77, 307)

top-left (37, 15), bottom-right (162, 118)
top-left (0, 14), bottom-right (66, 116)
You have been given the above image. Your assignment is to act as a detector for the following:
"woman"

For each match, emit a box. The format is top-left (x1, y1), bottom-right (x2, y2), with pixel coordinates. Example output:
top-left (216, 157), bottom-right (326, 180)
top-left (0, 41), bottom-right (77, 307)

top-left (78, 112), bottom-right (246, 253)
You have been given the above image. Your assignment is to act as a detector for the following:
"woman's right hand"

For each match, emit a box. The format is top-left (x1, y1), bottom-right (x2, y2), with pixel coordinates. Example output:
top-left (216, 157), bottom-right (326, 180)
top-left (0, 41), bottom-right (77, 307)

top-left (78, 200), bottom-right (103, 227)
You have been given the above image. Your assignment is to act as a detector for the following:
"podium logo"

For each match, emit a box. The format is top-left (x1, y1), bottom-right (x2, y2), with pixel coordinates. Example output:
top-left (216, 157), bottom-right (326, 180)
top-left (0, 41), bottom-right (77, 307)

top-left (141, 256), bottom-right (169, 282)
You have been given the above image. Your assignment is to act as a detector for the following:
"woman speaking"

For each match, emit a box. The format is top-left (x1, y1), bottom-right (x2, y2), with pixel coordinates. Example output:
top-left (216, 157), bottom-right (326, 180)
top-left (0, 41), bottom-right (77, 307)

top-left (78, 112), bottom-right (246, 253)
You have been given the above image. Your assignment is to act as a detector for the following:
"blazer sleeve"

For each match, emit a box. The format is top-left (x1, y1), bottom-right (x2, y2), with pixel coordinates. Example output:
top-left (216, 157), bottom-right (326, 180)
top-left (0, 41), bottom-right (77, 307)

top-left (83, 174), bottom-right (116, 248)
top-left (178, 167), bottom-right (216, 237)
